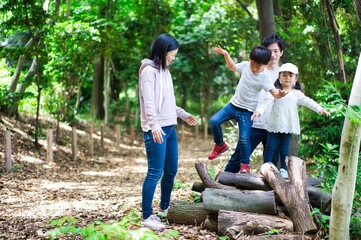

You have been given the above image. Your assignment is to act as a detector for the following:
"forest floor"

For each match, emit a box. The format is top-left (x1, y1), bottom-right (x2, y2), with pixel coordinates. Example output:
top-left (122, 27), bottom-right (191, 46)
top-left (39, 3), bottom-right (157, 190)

top-left (0, 114), bottom-right (266, 240)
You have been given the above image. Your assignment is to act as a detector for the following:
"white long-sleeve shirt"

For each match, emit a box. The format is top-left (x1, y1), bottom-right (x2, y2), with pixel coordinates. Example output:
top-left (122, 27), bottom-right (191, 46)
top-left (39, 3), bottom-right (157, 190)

top-left (256, 89), bottom-right (323, 134)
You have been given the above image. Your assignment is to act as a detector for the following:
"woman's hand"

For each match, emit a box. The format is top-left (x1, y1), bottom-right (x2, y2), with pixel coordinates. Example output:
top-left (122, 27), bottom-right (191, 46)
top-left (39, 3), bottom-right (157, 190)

top-left (152, 129), bottom-right (165, 144)
top-left (184, 115), bottom-right (198, 126)
top-left (251, 112), bottom-right (260, 120)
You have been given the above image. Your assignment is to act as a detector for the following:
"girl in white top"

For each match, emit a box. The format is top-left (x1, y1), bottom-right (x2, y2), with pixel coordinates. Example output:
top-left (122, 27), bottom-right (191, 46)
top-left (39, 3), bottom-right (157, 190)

top-left (252, 63), bottom-right (330, 178)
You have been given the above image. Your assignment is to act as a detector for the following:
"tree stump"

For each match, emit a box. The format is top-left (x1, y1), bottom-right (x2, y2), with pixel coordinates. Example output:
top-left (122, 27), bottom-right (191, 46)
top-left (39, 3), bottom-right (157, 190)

top-left (218, 210), bottom-right (294, 237)
top-left (260, 157), bottom-right (318, 234)
top-left (202, 188), bottom-right (277, 215)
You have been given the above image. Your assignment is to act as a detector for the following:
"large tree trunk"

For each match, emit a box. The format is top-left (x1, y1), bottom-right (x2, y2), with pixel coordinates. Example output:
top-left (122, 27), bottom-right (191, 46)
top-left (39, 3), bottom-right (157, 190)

top-left (330, 53), bottom-right (361, 240)
top-left (261, 158), bottom-right (318, 234)
top-left (256, 0), bottom-right (275, 42)
top-left (218, 210), bottom-right (294, 237)
top-left (325, 0), bottom-right (346, 83)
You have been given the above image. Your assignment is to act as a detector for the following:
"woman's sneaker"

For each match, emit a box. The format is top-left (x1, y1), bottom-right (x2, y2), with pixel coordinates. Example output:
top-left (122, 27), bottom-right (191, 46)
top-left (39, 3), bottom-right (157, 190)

top-left (142, 214), bottom-right (165, 231)
top-left (157, 207), bottom-right (169, 218)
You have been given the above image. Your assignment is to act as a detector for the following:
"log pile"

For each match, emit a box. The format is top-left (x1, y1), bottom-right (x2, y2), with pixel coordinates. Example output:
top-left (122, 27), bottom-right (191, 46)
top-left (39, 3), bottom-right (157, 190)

top-left (167, 156), bottom-right (332, 239)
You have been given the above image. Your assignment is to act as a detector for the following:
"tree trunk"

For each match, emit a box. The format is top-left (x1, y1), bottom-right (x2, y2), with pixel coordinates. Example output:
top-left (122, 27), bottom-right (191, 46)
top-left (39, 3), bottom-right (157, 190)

top-left (354, 0), bottom-right (361, 27)
top-left (256, 0), bottom-right (275, 42)
top-left (202, 188), bottom-right (277, 215)
top-left (167, 201), bottom-right (208, 226)
top-left (103, 56), bottom-right (111, 125)
top-left (330, 53), bottom-right (361, 240)
top-left (91, 56), bottom-right (105, 119)
top-left (261, 158), bottom-right (318, 234)
top-left (325, 0), bottom-right (346, 83)
top-left (218, 210), bottom-right (294, 237)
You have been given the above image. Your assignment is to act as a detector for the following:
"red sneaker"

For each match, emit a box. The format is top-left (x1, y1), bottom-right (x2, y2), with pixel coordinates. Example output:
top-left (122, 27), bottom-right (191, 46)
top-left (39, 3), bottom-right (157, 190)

top-left (208, 142), bottom-right (230, 160)
top-left (240, 163), bottom-right (250, 173)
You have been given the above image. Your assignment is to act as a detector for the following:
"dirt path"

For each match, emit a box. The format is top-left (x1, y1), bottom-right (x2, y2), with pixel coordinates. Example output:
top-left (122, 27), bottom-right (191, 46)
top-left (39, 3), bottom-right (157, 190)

top-left (0, 126), bottom-right (227, 239)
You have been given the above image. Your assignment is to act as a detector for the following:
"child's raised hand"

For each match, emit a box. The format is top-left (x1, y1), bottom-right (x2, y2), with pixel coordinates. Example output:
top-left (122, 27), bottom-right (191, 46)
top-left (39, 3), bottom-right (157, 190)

top-left (278, 89), bottom-right (288, 98)
top-left (251, 112), bottom-right (260, 120)
top-left (214, 45), bottom-right (228, 55)
top-left (319, 109), bottom-right (331, 117)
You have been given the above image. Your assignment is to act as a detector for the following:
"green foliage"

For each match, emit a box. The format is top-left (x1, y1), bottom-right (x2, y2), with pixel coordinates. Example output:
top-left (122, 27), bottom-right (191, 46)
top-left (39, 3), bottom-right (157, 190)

top-left (350, 214), bottom-right (361, 239)
top-left (46, 210), bottom-right (179, 240)
top-left (0, 163), bottom-right (24, 174)
top-left (266, 229), bottom-right (279, 235)
top-left (299, 81), bottom-right (349, 159)
top-left (0, 84), bottom-right (34, 111)
top-left (173, 179), bottom-right (184, 190)
top-left (311, 143), bottom-right (339, 192)
top-left (310, 208), bottom-right (330, 234)
top-left (218, 236), bottom-right (230, 240)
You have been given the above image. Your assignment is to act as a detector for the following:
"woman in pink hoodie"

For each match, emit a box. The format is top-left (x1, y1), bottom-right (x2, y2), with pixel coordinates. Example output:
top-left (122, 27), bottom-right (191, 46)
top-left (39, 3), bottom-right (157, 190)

top-left (138, 33), bottom-right (197, 230)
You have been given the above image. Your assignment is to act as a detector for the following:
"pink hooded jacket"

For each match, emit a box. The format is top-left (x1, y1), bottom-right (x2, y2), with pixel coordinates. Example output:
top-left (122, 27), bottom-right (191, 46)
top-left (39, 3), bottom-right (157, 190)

top-left (138, 59), bottom-right (190, 132)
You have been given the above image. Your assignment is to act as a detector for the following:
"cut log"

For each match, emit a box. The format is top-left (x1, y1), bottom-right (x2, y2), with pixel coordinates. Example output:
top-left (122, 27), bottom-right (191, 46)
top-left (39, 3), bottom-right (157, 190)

top-left (218, 171), bottom-right (323, 189)
top-left (307, 185), bottom-right (332, 214)
top-left (203, 213), bottom-right (218, 232)
top-left (167, 201), bottom-right (208, 226)
top-left (192, 181), bottom-right (206, 193)
top-left (218, 210), bottom-right (294, 237)
top-left (218, 171), bottom-right (272, 190)
top-left (246, 235), bottom-right (316, 240)
top-left (202, 188), bottom-right (277, 215)
top-left (217, 170), bottom-right (331, 213)
top-left (260, 157), bottom-right (318, 234)
top-left (195, 162), bottom-right (237, 190)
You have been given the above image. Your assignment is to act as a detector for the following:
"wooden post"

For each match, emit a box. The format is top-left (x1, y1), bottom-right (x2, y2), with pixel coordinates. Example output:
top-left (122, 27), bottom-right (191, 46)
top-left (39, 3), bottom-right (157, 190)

top-left (5, 130), bottom-right (12, 172)
top-left (195, 124), bottom-right (199, 139)
top-left (181, 124), bottom-right (185, 141)
top-left (46, 129), bottom-right (53, 163)
top-left (72, 126), bottom-right (77, 160)
top-left (88, 125), bottom-right (93, 155)
top-left (116, 124), bottom-right (120, 150)
top-left (130, 125), bottom-right (135, 145)
top-left (100, 125), bottom-right (104, 149)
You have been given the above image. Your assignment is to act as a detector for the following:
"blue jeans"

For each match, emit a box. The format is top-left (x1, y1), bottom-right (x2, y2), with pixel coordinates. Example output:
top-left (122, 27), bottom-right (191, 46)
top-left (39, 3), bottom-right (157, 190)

top-left (225, 127), bottom-right (279, 173)
top-left (210, 103), bottom-right (253, 169)
top-left (142, 125), bottom-right (178, 219)
top-left (264, 132), bottom-right (291, 170)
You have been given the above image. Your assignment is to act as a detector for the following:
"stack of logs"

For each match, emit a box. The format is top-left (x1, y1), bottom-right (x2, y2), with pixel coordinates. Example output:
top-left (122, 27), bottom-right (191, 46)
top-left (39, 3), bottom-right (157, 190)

top-left (166, 156), bottom-right (332, 239)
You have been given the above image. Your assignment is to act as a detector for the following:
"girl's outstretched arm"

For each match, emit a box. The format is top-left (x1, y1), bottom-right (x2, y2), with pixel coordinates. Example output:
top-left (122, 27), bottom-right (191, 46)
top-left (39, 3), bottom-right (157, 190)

top-left (319, 109), bottom-right (331, 117)
top-left (214, 45), bottom-right (236, 71)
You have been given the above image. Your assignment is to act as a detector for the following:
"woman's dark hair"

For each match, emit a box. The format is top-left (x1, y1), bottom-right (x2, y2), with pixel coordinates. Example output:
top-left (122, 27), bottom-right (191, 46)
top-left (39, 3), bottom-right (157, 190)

top-left (249, 46), bottom-right (271, 65)
top-left (150, 33), bottom-right (178, 69)
top-left (262, 33), bottom-right (286, 51)
top-left (274, 78), bottom-right (302, 91)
